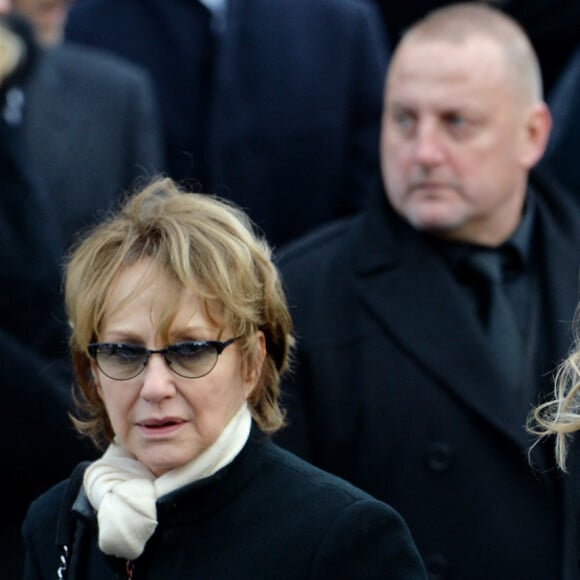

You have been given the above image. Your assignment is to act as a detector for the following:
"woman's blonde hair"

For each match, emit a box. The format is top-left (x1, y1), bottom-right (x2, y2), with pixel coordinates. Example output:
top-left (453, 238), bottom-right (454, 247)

top-left (529, 308), bottom-right (580, 471)
top-left (65, 177), bottom-right (293, 449)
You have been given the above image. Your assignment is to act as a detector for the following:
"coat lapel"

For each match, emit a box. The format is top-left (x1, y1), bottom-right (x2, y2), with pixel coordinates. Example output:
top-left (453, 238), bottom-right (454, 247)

top-left (23, 48), bottom-right (71, 166)
top-left (352, 203), bottom-right (533, 449)
top-left (533, 184), bottom-right (580, 374)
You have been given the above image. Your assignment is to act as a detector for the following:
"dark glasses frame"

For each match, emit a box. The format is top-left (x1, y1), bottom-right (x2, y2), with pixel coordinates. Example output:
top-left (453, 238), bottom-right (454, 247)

top-left (87, 337), bottom-right (241, 381)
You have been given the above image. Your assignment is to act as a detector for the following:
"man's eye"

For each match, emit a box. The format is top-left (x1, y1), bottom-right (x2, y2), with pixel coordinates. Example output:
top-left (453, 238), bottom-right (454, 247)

top-left (447, 114), bottom-right (466, 126)
top-left (393, 111), bottom-right (415, 128)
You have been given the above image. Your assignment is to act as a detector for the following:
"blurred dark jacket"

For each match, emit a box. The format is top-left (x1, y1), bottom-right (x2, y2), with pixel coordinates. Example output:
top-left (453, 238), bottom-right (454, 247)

top-left (65, 0), bottom-right (389, 246)
top-left (23, 41), bottom-right (163, 248)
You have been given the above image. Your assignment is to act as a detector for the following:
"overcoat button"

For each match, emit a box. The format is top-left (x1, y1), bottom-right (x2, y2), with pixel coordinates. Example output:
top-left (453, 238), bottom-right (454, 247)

top-left (424, 552), bottom-right (449, 580)
top-left (424, 442), bottom-right (454, 473)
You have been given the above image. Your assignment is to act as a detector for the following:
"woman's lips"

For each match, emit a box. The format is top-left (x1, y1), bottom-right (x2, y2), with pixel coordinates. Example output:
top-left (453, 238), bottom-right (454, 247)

top-left (137, 417), bottom-right (186, 436)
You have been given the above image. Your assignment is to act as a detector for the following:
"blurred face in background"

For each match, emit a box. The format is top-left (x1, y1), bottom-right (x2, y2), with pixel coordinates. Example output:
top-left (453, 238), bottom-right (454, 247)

top-left (0, 0), bottom-right (22, 82)
top-left (11, 0), bottom-right (72, 45)
top-left (0, 1), bottom-right (11, 16)
top-left (381, 34), bottom-right (550, 247)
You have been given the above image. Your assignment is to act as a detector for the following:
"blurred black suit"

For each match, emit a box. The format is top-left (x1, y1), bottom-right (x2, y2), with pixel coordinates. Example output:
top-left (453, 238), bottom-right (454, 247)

top-left (65, 0), bottom-right (389, 246)
top-left (0, 22), bottom-right (97, 576)
top-left (23, 42), bottom-right (163, 247)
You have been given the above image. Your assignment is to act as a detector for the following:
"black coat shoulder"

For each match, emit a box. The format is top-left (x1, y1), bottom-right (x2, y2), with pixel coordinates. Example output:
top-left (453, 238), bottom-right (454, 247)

top-left (23, 439), bottom-right (427, 579)
top-left (23, 478), bottom-right (71, 579)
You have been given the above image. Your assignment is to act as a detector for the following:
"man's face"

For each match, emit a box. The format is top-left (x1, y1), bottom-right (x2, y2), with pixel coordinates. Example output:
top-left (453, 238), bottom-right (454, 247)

top-left (381, 35), bottom-right (539, 246)
top-left (0, 1), bottom-right (11, 16)
top-left (11, 0), bottom-right (72, 45)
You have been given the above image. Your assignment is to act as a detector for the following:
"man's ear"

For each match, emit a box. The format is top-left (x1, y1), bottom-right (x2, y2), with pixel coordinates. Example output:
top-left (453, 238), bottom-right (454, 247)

top-left (520, 102), bottom-right (552, 169)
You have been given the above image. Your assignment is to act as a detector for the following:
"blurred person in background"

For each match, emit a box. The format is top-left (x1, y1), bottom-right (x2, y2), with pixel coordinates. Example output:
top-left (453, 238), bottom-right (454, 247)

top-left (10, 0), bottom-right (71, 46)
top-left (65, 0), bottom-right (389, 247)
top-left (0, 12), bottom-right (95, 577)
top-left (12, 0), bottom-right (163, 248)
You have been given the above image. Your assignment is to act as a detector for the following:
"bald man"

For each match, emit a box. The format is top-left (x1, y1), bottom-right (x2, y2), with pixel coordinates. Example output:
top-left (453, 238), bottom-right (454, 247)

top-left (275, 4), bottom-right (580, 579)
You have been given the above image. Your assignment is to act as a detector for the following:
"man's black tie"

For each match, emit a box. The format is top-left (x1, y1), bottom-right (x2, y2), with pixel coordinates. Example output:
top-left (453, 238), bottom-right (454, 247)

top-left (463, 249), bottom-right (523, 391)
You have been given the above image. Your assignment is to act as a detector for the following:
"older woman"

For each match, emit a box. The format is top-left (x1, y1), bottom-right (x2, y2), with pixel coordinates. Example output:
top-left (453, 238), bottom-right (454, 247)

top-left (23, 178), bottom-right (426, 579)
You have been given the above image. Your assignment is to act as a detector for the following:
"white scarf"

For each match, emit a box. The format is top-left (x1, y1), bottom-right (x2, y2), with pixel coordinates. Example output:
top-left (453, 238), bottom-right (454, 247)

top-left (83, 403), bottom-right (252, 560)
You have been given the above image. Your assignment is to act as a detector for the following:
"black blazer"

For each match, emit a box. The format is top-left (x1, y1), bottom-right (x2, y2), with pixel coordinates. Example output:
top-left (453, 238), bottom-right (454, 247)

top-left (23, 431), bottom-right (427, 579)
top-left (0, 118), bottom-right (96, 579)
top-left (65, 0), bottom-right (389, 246)
top-left (275, 175), bottom-right (580, 580)
top-left (23, 43), bottom-right (163, 246)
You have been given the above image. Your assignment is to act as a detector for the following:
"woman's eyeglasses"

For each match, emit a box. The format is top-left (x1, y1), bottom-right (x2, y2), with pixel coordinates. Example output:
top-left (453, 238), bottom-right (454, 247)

top-left (87, 337), bottom-right (241, 381)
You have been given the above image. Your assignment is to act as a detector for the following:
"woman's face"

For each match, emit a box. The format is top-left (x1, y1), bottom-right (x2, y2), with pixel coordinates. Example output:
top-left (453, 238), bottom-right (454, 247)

top-left (93, 260), bottom-right (263, 476)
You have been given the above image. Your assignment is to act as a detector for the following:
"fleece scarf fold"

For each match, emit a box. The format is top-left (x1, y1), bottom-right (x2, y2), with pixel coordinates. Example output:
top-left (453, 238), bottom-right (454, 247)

top-left (83, 403), bottom-right (252, 560)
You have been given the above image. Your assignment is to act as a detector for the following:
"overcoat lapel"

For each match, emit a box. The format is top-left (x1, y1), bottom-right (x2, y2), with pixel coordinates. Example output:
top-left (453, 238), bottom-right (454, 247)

top-left (24, 49), bottom-right (71, 162)
top-left (352, 204), bottom-right (533, 450)
top-left (534, 188), bottom-right (580, 374)
top-left (208, 0), bottom-right (245, 171)
top-left (529, 186), bottom-right (580, 546)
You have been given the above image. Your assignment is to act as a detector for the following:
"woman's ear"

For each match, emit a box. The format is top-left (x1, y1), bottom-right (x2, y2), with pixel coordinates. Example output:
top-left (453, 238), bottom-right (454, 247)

top-left (243, 331), bottom-right (266, 396)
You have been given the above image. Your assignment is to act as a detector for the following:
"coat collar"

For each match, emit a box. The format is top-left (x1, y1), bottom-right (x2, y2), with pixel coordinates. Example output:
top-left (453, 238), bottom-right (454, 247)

top-left (23, 47), bottom-right (71, 141)
top-left (351, 190), bottom-right (578, 451)
top-left (73, 425), bottom-right (267, 528)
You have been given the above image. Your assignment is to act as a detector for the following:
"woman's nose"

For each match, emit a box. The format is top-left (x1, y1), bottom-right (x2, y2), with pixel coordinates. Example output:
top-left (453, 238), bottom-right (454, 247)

top-left (139, 353), bottom-right (177, 402)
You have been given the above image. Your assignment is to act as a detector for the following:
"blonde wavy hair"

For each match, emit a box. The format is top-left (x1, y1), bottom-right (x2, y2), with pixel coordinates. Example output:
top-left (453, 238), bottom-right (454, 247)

top-left (65, 177), bottom-right (294, 449)
top-left (529, 308), bottom-right (580, 471)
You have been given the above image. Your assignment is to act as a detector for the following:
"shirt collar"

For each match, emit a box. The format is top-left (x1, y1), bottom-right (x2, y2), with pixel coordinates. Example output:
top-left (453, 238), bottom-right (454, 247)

top-left (197, 0), bottom-right (227, 17)
top-left (506, 190), bottom-right (535, 268)
top-left (431, 190), bottom-right (536, 272)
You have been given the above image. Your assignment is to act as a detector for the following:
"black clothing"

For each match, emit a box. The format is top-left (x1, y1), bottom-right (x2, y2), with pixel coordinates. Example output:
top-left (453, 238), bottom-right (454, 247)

top-left (0, 26), bottom-right (96, 575)
top-left (22, 43), bottom-right (163, 248)
top-left (65, 0), bottom-right (389, 246)
top-left (275, 172), bottom-right (580, 579)
top-left (23, 431), bottom-right (427, 579)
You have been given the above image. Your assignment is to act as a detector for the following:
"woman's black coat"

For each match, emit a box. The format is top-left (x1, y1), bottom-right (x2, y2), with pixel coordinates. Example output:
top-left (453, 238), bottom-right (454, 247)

top-left (23, 430), bottom-right (427, 579)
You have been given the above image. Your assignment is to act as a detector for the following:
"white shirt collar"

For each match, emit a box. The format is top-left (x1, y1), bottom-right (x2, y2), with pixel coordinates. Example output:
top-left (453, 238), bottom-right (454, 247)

top-left (198, 0), bottom-right (227, 17)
